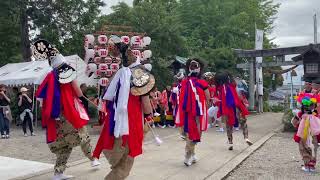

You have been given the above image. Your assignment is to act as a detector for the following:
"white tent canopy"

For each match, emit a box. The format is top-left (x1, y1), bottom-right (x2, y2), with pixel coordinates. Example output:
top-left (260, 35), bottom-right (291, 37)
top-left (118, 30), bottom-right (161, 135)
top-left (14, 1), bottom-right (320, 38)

top-left (0, 55), bottom-right (97, 87)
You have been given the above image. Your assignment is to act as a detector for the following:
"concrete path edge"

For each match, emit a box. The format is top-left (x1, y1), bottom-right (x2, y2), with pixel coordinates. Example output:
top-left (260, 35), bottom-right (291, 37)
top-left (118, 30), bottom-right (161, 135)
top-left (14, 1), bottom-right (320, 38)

top-left (12, 126), bottom-right (283, 180)
top-left (11, 133), bottom-right (180, 180)
top-left (204, 127), bottom-right (282, 180)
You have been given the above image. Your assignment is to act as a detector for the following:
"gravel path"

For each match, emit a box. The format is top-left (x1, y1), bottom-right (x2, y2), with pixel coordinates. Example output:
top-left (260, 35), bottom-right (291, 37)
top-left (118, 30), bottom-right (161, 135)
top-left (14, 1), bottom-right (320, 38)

top-left (226, 132), bottom-right (320, 180)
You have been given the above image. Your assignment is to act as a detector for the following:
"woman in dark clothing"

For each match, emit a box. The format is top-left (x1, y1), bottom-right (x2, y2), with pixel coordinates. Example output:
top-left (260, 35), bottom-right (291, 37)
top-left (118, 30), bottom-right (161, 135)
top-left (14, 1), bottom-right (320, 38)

top-left (0, 84), bottom-right (11, 139)
top-left (18, 87), bottom-right (35, 136)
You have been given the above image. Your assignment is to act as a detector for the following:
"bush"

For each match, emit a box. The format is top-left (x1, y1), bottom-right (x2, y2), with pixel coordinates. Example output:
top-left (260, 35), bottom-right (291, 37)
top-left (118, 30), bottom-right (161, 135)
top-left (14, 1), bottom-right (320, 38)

top-left (270, 104), bottom-right (285, 112)
top-left (282, 109), bottom-right (295, 132)
top-left (263, 101), bottom-right (270, 112)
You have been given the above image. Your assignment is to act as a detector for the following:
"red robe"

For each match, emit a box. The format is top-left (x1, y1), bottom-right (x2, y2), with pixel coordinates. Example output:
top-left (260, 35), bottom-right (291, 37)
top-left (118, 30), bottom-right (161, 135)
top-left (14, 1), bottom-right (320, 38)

top-left (94, 94), bottom-right (144, 158)
top-left (216, 83), bottom-right (249, 126)
top-left (176, 77), bottom-right (208, 141)
top-left (36, 71), bottom-right (88, 143)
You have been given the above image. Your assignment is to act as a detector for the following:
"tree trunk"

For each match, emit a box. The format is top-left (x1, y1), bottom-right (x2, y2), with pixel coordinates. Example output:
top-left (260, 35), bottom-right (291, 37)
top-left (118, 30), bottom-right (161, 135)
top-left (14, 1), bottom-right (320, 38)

top-left (20, 1), bottom-right (31, 62)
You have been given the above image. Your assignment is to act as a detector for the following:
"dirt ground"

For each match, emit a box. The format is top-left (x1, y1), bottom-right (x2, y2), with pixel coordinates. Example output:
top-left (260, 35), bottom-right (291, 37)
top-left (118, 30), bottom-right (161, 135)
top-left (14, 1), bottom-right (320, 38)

top-left (226, 132), bottom-right (320, 180)
top-left (0, 125), bottom-right (175, 164)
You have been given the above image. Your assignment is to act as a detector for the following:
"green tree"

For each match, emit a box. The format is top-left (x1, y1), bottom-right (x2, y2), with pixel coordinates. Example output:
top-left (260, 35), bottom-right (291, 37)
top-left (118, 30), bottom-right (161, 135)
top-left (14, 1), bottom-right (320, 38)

top-left (0, 0), bottom-right (22, 66)
top-left (0, 0), bottom-right (105, 66)
top-left (98, 0), bottom-right (280, 89)
top-left (28, 0), bottom-right (105, 56)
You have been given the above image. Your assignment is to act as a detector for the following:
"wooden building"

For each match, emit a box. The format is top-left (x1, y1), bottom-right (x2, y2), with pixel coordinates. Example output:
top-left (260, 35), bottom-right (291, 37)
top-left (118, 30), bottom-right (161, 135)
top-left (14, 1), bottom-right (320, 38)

top-left (292, 44), bottom-right (320, 82)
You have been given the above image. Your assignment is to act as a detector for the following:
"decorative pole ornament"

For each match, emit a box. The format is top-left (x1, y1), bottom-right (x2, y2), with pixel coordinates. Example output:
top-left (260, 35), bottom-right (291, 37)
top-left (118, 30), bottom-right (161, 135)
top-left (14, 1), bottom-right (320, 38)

top-left (97, 35), bottom-right (108, 45)
top-left (31, 39), bottom-right (76, 84)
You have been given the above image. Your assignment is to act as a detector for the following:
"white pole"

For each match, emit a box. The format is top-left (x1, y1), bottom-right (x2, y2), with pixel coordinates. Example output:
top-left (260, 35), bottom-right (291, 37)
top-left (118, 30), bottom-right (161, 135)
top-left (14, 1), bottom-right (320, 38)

top-left (32, 84), bottom-right (37, 128)
top-left (314, 14), bottom-right (318, 44)
top-left (290, 72), bottom-right (293, 109)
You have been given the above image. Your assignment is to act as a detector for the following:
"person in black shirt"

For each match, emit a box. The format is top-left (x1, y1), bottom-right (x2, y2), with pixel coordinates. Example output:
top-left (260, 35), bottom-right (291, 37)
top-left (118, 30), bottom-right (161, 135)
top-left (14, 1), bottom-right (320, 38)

top-left (18, 87), bottom-right (35, 136)
top-left (0, 84), bottom-right (11, 139)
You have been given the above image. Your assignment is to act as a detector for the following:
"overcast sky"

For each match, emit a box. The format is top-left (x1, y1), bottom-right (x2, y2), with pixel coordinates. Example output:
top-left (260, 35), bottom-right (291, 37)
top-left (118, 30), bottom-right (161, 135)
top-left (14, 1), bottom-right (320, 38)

top-left (102, 0), bottom-right (319, 47)
top-left (102, 0), bottom-right (320, 85)
top-left (270, 0), bottom-right (320, 84)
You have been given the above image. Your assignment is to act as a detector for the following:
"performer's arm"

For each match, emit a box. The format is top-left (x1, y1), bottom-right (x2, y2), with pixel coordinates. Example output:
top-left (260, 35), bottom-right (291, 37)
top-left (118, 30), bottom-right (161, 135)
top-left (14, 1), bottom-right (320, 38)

top-left (141, 95), bottom-right (153, 115)
top-left (142, 95), bottom-right (154, 125)
top-left (204, 89), bottom-right (210, 107)
top-left (71, 80), bottom-right (84, 97)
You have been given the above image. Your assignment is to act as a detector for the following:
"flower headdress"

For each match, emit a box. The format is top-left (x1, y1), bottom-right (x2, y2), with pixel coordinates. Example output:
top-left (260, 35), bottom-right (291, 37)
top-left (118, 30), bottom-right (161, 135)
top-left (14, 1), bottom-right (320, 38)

top-left (294, 93), bottom-right (320, 106)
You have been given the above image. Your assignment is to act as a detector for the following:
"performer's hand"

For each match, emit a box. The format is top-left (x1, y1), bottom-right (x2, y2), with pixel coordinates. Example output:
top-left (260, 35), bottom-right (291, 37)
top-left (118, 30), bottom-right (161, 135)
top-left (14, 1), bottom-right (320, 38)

top-left (211, 97), bottom-right (221, 103)
top-left (144, 116), bottom-right (154, 125)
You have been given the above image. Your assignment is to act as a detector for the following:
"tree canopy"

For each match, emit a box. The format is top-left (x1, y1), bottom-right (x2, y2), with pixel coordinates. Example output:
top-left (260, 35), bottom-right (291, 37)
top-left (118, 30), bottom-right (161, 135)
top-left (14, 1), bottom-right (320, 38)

top-left (0, 0), bottom-right (281, 89)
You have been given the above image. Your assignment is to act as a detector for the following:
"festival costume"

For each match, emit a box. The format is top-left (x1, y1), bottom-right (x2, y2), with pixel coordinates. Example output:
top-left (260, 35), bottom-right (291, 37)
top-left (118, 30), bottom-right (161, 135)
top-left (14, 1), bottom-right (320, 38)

top-left (161, 89), bottom-right (175, 127)
top-left (176, 59), bottom-right (209, 166)
top-left (173, 72), bottom-right (186, 139)
top-left (216, 81), bottom-right (250, 149)
top-left (91, 34), bottom-right (155, 179)
top-left (293, 93), bottom-right (320, 172)
top-left (208, 85), bottom-right (222, 120)
top-left (97, 66), bottom-right (154, 180)
top-left (33, 40), bottom-right (95, 178)
top-left (150, 91), bottom-right (161, 125)
top-left (171, 84), bottom-right (181, 122)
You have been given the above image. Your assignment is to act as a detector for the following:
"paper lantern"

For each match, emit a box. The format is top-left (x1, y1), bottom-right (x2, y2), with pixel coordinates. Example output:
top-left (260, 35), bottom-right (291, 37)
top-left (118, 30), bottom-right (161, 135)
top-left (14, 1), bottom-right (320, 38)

top-left (144, 63), bottom-right (152, 72)
top-left (99, 77), bottom-right (109, 87)
top-left (98, 35), bottom-right (108, 45)
top-left (110, 63), bottom-right (120, 72)
top-left (98, 63), bottom-right (109, 73)
top-left (95, 69), bottom-right (101, 77)
top-left (121, 36), bottom-right (130, 45)
top-left (142, 36), bottom-right (151, 47)
top-left (98, 48), bottom-right (108, 58)
top-left (84, 49), bottom-right (95, 63)
top-left (130, 36), bottom-right (142, 48)
top-left (141, 50), bottom-right (152, 61)
top-left (132, 50), bottom-right (141, 59)
top-left (105, 69), bottom-right (113, 77)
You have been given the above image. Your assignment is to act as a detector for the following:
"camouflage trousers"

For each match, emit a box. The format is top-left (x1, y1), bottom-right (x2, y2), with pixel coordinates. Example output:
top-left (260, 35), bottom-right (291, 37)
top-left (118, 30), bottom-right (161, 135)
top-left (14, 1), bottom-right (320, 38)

top-left (103, 138), bottom-right (134, 180)
top-left (48, 118), bottom-right (93, 174)
top-left (185, 117), bottom-right (201, 159)
top-left (223, 114), bottom-right (249, 144)
top-left (185, 136), bottom-right (196, 159)
top-left (299, 136), bottom-right (319, 167)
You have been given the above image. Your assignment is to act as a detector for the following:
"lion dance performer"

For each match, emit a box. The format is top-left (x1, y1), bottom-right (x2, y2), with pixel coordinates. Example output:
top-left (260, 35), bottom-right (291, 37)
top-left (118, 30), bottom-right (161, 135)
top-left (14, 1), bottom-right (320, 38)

top-left (33, 40), bottom-right (99, 180)
top-left (203, 72), bottom-right (224, 132)
top-left (214, 72), bottom-right (252, 150)
top-left (292, 93), bottom-right (320, 172)
top-left (94, 35), bottom-right (155, 180)
top-left (172, 71), bottom-right (186, 139)
top-left (176, 58), bottom-right (210, 166)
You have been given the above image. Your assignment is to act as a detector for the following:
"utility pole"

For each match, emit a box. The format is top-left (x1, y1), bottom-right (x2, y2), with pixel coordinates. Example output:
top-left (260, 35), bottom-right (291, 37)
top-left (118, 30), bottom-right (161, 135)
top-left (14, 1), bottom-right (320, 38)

top-left (249, 58), bottom-right (255, 111)
top-left (255, 28), bottom-right (264, 113)
top-left (314, 14), bottom-right (318, 44)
